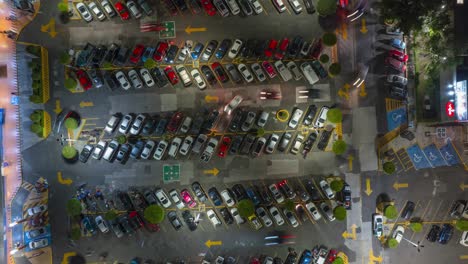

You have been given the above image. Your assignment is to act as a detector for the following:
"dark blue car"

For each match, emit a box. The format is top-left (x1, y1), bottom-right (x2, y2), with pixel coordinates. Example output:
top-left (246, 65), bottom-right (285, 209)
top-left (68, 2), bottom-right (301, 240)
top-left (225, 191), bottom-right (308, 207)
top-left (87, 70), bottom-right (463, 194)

top-left (208, 187), bottom-right (223, 206)
top-left (130, 140), bottom-right (145, 159)
top-left (438, 224), bottom-right (453, 244)
top-left (154, 119), bottom-right (168, 136)
top-left (298, 249), bottom-right (312, 264)
top-left (246, 188), bottom-right (261, 206)
top-left (191, 43), bottom-right (204, 60)
top-left (215, 39), bottom-right (232, 59)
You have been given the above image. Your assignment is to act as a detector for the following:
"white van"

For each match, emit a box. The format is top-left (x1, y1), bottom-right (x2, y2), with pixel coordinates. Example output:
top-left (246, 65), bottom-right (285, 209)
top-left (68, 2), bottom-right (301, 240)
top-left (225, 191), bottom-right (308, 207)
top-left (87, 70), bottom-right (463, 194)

top-left (102, 140), bottom-right (119, 161)
top-left (314, 106), bottom-right (329, 128)
top-left (300, 62), bottom-right (319, 85)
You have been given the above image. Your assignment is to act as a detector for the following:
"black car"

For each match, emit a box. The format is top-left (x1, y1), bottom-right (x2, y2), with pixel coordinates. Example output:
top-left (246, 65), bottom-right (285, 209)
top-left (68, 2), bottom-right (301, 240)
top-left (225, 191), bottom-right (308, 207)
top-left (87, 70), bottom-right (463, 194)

top-left (215, 39), bottom-right (232, 59)
top-left (118, 192), bottom-right (135, 211)
top-left (219, 207), bottom-right (234, 224)
top-left (278, 180), bottom-right (295, 199)
top-left (201, 65), bottom-right (217, 85)
top-left (154, 119), bottom-right (168, 136)
top-left (302, 131), bottom-right (318, 155)
top-left (102, 43), bottom-right (120, 65)
top-left (103, 71), bottom-right (119, 91)
top-left (225, 63), bottom-right (242, 83)
top-left (317, 129), bottom-right (333, 151)
top-left (212, 63), bottom-right (229, 83)
top-left (151, 68), bottom-right (169, 88)
top-left (79, 145), bottom-right (93, 163)
top-left (143, 190), bottom-right (158, 205)
top-left (115, 143), bottom-right (131, 164)
top-left (201, 109), bottom-right (219, 133)
top-left (88, 68), bottom-right (104, 89)
top-left (304, 180), bottom-right (321, 201)
top-left (113, 47), bottom-right (130, 66)
top-left (255, 185), bottom-right (273, 206)
top-left (426, 225), bottom-right (440, 242)
top-left (168, 211), bottom-right (183, 230)
top-left (254, 40), bottom-right (267, 58)
top-left (240, 134), bottom-right (256, 155)
top-left (340, 183), bottom-right (352, 209)
top-left (303, 105), bottom-right (317, 126)
top-left (165, 45), bottom-right (179, 64)
top-left (182, 210), bottom-right (197, 231)
top-left (401, 201), bottom-right (415, 220)
top-left (238, 0), bottom-right (253, 15)
top-left (130, 140), bottom-right (145, 159)
top-left (118, 216), bottom-right (134, 235)
top-left (189, 116), bottom-right (204, 135)
top-left (284, 251), bottom-right (298, 264)
top-left (229, 135), bottom-right (243, 155)
top-left (273, 257), bottom-right (283, 264)
top-left (311, 60), bottom-right (328, 79)
top-left (201, 40), bottom-right (218, 61)
top-left (288, 36), bottom-right (304, 58)
top-left (295, 204), bottom-right (308, 222)
top-left (303, 0), bottom-right (315, 14)
top-left (191, 182), bottom-right (208, 202)
top-left (208, 187), bottom-right (223, 206)
top-left (240, 39), bottom-right (256, 58)
top-left (437, 224), bottom-right (453, 244)
top-left (173, 0), bottom-right (188, 11)
top-left (228, 109), bottom-right (245, 132)
top-left (142, 118), bottom-right (156, 135)
top-left (76, 43), bottom-right (96, 67)
top-left (91, 45), bottom-right (107, 65)
top-left (232, 184), bottom-right (247, 201)
top-left (400, 130), bottom-right (415, 141)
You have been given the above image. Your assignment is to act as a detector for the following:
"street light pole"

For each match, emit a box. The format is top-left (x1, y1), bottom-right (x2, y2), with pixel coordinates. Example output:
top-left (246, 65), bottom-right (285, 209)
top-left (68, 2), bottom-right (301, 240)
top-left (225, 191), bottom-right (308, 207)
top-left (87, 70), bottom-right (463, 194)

top-left (401, 237), bottom-right (424, 252)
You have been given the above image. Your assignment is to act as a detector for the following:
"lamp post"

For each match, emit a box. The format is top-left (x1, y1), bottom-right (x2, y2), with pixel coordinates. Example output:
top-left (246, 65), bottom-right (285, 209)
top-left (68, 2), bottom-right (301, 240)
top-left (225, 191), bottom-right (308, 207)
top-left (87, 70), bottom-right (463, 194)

top-left (401, 237), bottom-right (424, 252)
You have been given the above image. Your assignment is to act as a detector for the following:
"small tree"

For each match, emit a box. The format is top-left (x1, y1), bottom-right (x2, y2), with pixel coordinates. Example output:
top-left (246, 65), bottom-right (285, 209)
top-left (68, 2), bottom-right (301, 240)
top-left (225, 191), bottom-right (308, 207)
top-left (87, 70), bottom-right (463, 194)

top-left (237, 199), bottom-right (255, 218)
top-left (330, 179), bottom-right (344, 192)
top-left (383, 161), bottom-right (396, 174)
top-left (30, 111), bottom-right (42, 122)
top-left (320, 54), bottom-right (330, 64)
top-left (104, 210), bottom-right (118, 221)
top-left (333, 206), bottom-right (347, 221)
top-left (328, 63), bottom-right (341, 76)
top-left (70, 227), bottom-right (81, 240)
top-left (456, 219), bottom-right (468, 231)
top-left (332, 140), bottom-right (347, 155)
top-left (284, 200), bottom-right (295, 211)
top-left (144, 205), bottom-right (165, 224)
top-left (316, 0), bottom-right (337, 16)
top-left (322, 32), bottom-right (337, 46)
top-left (387, 238), bottom-right (399, 248)
top-left (29, 95), bottom-right (42, 104)
top-left (384, 205), bottom-right (398, 219)
top-left (62, 146), bottom-right (78, 159)
top-left (57, 2), bottom-right (69, 12)
top-left (410, 222), bottom-right (423, 232)
top-left (327, 108), bottom-right (342, 123)
top-left (31, 123), bottom-right (43, 135)
top-left (102, 62), bottom-right (113, 69)
top-left (32, 71), bottom-right (41, 81)
top-left (66, 199), bottom-right (82, 216)
top-left (64, 78), bottom-right (77, 90)
top-left (59, 52), bottom-right (71, 64)
top-left (116, 135), bottom-right (127, 144)
top-left (256, 127), bottom-right (265, 137)
top-left (64, 117), bottom-right (78, 130)
top-left (332, 258), bottom-right (344, 264)
top-left (144, 58), bottom-right (157, 69)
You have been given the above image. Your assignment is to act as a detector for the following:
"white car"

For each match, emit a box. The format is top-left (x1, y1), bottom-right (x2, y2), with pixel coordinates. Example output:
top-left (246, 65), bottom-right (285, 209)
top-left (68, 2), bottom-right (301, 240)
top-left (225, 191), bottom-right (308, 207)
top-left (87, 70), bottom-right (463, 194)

top-left (288, 0), bottom-right (302, 13)
top-left (177, 46), bottom-right (190, 62)
top-left (283, 209), bottom-right (299, 227)
top-left (387, 74), bottom-right (408, 85)
top-left (305, 202), bottom-right (322, 221)
top-left (248, 0), bottom-right (263, 14)
top-left (88, 2), bottom-right (106, 20)
top-left (118, 114), bottom-right (134, 134)
top-left (153, 140), bottom-right (168, 160)
top-left (238, 64), bottom-right (254, 83)
top-left (128, 69), bottom-right (143, 89)
top-left (29, 239), bottom-right (48, 250)
top-left (300, 62), bottom-right (319, 85)
top-left (179, 117), bottom-right (192, 134)
top-left (76, 3), bottom-right (93, 22)
top-left (200, 138), bottom-right (218, 163)
top-left (139, 68), bottom-right (155, 87)
top-left (265, 133), bottom-right (280, 154)
top-left (225, 0), bottom-right (240, 15)
top-left (319, 180), bottom-right (335, 199)
top-left (272, 0), bottom-right (286, 12)
top-left (27, 204), bottom-right (47, 216)
top-left (95, 215), bottom-right (109, 233)
top-left (460, 231), bottom-right (468, 247)
top-left (207, 209), bottom-right (222, 227)
top-left (256, 207), bottom-right (273, 227)
top-left (126, 0), bottom-right (142, 18)
top-left (290, 134), bottom-right (304, 154)
top-left (179, 136), bottom-right (194, 156)
top-left (92, 140), bottom-right (107, 159)
top-left (251, 63), bottom-right (266, 82)
top-left (221, 190), bottom-right (235, 206)
top-left (140, 140), bottom-right (156, 159)
top-left (104, 114), bottom-right (121, 134)
top-left (169, 189), bottom-right (185, 209)
top-left (373, 214), bottom-right (383, 237)
top-left (257, 111), bottom-right (269, 127)
top-left (155, 188), bottom-right (172, 208)
top-left (176, 65), bottom-right (192, 87)
top-left (168, 137), bottom-right (182, 158)
top-left (224, 95), bottom-right (243, 115)
top-left (314, 106), bottom-right (329, 128)
top-left (230, 208), bottom-right (245, 224)
top-left (100, 0), bottom-right (116, 17)
top-left (269, 206), bottom-right (285, 226)
top-left (274, 60), bottom-right (293, 82)
top-left (392, 225), bottom-right (405, 243)
top-left (286, 61), bottom-right (302, 80)
top-left (115, 71), bottom-right (131, 90)
top-left (228, 39), bottom-right (243, 59)
top-left (190, 69), bottom-right (206, 90)
top-left (268, 184), bottom-right (284, 203)
top-left (129, 114), bottom-right (146, 135)
top-left (288, 108), bottom-right (304, 129)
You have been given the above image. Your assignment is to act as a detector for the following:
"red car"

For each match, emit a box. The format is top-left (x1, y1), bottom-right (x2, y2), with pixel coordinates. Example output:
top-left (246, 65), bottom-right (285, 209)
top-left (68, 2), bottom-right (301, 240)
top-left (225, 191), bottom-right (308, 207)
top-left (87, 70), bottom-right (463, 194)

top-left (164, 66), bottom-right (179, 85)
top-left (264, 39), bottom-right (278, 58)
top-left (129, 44), bottom-right (145, 64)
top-left (201, 0), bottom-right (216, 16)
top-left (75, 70), bottom-right (92, 90)
top-left (385, 57), bottom-right (407, 72)
top-left (114, 2), bottom-right (130, 20)
top-left (310, 38), bottom-right (323, 59)
top-left (211, 62), bottom-right (229, 83)
top-left (259, 89), bottom-right (281, 100)
top-left (218, 136), bottom-right (231, 158)
top-left (167, 111), bottom-right (184, 132)
top-left (389, 49), bottom-right (408, 62)
top-left (153, 41), bottom-right (169, 62)
top-left (274, 38), bottom-right (289, 59)
top-left (326, 249), bottom-right (338, 263)
top-left (128, 211), bottom-right (144, 230)
top-left (180, 189), bottom-right (197, 208)
top-left (261, 61), bottom-right (277, 78)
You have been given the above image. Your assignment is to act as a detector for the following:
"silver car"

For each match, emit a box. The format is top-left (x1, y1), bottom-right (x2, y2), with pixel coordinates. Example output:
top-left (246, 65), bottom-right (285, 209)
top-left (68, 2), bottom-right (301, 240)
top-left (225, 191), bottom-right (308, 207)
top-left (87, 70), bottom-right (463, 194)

top-left (76, 3), bottom-right (93, 22)
top-left (129, 114), bottom-right (146, 135)
top-left (153, 140), bottom-right (168, 160)
top-left (115, 71), bottom-right (131, 90)
top-left (128, 69), bottom-right (143, 89)
top-left (92, 140), bottom-right (107, 159)
top-left (241, 111), bottom-right (256, 132)
top-left (256, 207), bottom-right (272, 227)
top-left (155, 188), bottom-right (172, 208)
top-left (140, 140), bottom-right (156, 159)
top-left (168, 137), bottom-right (182, 158)
top-left (238, 63), bottom-right (254, 83)
top-left (277, 132), bottom-right (293, 152)
top-left (274, 60), bottom-right (293, 82)
top-left (118, 114), bottom-right (134, 134)
top-left (290, 134), bottom-right (304, 154)
top-left (139, 68), bottom-right (155, 87)
top-left (257, 111), bottom-right (269, 127)
top-left (179, 136), bottom-right (194, 156)
top-left (288, 108), bottom-right (304, 129)
top-left (192, 134), bottom-right (208, 154)
top-left (126, 0), bottom-right (142, 18)
top-left (200, 138), bottom-right (218, 162)
top-left (251, 63), bottom-right (266, 82)
top-left (265, 134), bottom-right (280, 154)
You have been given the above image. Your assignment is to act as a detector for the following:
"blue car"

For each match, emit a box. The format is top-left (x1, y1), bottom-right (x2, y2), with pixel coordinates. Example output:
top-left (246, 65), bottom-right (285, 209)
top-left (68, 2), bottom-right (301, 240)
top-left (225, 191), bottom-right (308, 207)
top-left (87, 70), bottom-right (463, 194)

top-left (298, 249), bottom-right (312, 264)
top-left (130, 140), bottom-right (145, 159)
top-left (215, 39), bottom-right (232, 59)
top-left (191, 43), bottom-right (204, 60)
top-left (208, 187), bottom-right (223, 206)
top-left (246, 188), bottom-right (261, 206)
top-left (391, 38), bottom-right (406, 50)
top-left (82, 217), bottom-right (97, 236)
top-left (438, 224), bottom-right (454, 244)
top-left (154, 119), bottom-right (167, 136)
top-left (141, 47), bottom-right (155, 63)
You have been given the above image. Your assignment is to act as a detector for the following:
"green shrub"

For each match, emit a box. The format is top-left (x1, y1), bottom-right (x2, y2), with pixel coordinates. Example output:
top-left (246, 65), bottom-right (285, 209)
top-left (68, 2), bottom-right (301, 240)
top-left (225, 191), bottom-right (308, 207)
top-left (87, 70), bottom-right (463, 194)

top-left (29, 95), bottom-right (43, 103)
top-left (144, 205), bottom-right (165, 224)
top-left (456, 219), bottom-right (468, 231)
top-left (59, 52), bottom-right (71, 64)
top-left (238, 199), bottom-right (255, 218)
top-left (333, 206), bottom-right (347, 221)
top-left (31, 123), bottom-right (43, 134)
top-left (116, 135), bottom-right (127, 144)
top-left (256, 127), bottom-right (265, 137)
top-left (320, 54), bottom-right (330, 63)
top-left (316, 0), bottom-right (337, 16)
top-left (30, 111), bottom-right (42, 122)
top-left (66, 199), bottom-right (82, 216)
top-left (332, 258), bottom-right (344, 264)
top-left (410, 222), bottom-right (423, 232)
top-left (284, 200), bottom-right (295, 211)
top-left (330, 179), bottom-right (344, 192)
top-left (57, 2), bottom-right (69, 12)
top-left (104, 210), bottom-right (118, 221)
top-left (62, 146), bottom-right (78, 159)
top-left (64, 78), bottom-right (77, 90)
top-left (322, 32), bottom-right (337, 46)
top-left (144, 58), bottom-right (157, 69)
top-left (387, 238), bottom-right (399, 248)
top-left (32, 71), bottom-right (41, 81)
top-left (70, 227), bottom-right (81, 240)
top-left (384, 205), bottom-right (398, 219)
top-left (26, 45), bottom-right (41, 56)
top-left (383, 161), bottom-right (396, 174)
top-left (332, 140), bottom-right (347, 155)
top-left (327, 108), bottom-right (342, 123)
top-left (64, 117), bottom-right (78, 130)
top-left (329, 63), bottom-right (341, 76)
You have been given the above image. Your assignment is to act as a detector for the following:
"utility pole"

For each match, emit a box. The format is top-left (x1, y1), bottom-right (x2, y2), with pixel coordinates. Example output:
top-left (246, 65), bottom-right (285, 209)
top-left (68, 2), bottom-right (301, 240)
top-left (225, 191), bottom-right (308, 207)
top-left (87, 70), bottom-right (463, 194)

top-left (401, 237), bottom-right (424, 252)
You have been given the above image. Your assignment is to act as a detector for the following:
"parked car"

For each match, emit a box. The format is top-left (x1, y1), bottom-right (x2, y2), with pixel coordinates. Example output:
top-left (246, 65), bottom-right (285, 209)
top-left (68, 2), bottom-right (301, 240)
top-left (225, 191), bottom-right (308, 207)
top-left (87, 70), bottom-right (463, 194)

top-left (438, 224), bottom-right (454, 244)
top-left (450, 200), bottom-right (466, 219)
top-left (179, 136), bottom-right (194, 156)
top-left (283, 209), bottom-right (299, 227)
top-left (27, 204), bottom-right (47, 216)
top-left (288, 0), bottom-right (302, 14)
top-left (192, 182), bottom-right (208, 202)
top-left (129, 140), bottom-right (144, 159)
top-left (153, 140), bottom-right (168, 160)
top-left (269, 206), bottom-right (285, 226)
top-left (221, 189), bottom-right (235, 206)
top-left (265, 133), bottom-right (280, 153)
top-left (290, 134), bottom-right (304, 155)
top-left (190, 69), bottom-right (207, 90)
top-left (238, 64), bottom-right (254, 83)
top-left (181, 189), bottom-right (197, 208)
top-left (212, 62), bottom-right (229, 83)
top-left (155, 188), bottom-right (172, 208)
top-left (76, 3), bottom-right (93, 22)
top-left (201, 138), bottom-right (219, 162)
top-left (305, 201), bottom-right (321, 220)
top-left (169, 189), bottom-right (185, 209)
top-left (126, 0), bottom-right (142, 18)
top-left (182, 210), bottom-right (198, 231)
top-left (79, 144), bottom-right (94, 163)
top-left (289, 108), bottom-right (304, 129)
top-left (230, 207), bottom-right (245, 224)
top-left (274, 60), bottom-right (293, 81)
top-left (175, 65), bottom-right (192, 87)
top-left (229, 39), bottom-right (243, 59)
top-left (139, 68), bottom-right (155, 87)
top-left (95, 215), bottom-right (110, 233)
top-left (390, 38), bottom-right (406, 50)
top-left (140, 140), bottom-right (155, 159)
top-left (268, 184), bottom-right (285, 203)
top-left (393, 225), bottom-right (405, 243)
top-left (372, 214), bottom-right (383, 237)
top-left (256, 207), bottom-right (273, 227)
top-left (29, 239), bottom-right (49, 250)
top-left (241, 111), bottom-right (256, 132)
top-left (401, 201), bottom-right (415, 220)
top-left (168, 211), bottom-right (183, 230)
top-left (92, 140), bottom-right (107, 160)
top-left (385, 57), bottom-right (407, 72)
top-left (218, 136), bottom-right (231, 158)
top-left (278, 132), bottom-right (293, 152)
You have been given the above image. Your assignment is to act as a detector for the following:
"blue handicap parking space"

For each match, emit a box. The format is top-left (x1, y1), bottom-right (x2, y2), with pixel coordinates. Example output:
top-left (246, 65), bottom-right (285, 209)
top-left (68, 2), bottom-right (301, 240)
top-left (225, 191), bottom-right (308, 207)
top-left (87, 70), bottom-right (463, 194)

top-left (439, 140), bottom-right (461, 166)
top-left (423, 144), bottom-right (447, 167)
top-left (407, 144), bottom-right (432, 169)
top-left (387, 107), bottom-right (407, 131)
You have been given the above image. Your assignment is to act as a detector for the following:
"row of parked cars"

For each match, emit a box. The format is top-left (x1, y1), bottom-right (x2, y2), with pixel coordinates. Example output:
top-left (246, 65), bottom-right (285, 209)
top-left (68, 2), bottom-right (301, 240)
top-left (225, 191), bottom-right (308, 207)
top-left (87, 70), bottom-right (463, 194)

top-left (76, 0), bottom-right (153, 22)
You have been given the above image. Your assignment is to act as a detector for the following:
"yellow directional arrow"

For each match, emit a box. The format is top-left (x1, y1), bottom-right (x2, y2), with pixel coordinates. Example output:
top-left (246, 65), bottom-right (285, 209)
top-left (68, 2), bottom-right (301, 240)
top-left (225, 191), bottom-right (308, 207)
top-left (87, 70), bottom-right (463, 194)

top-left (393, 181), bottom-right (409, 191)
top-left (54, 99), bottom-right (62, 114)
top-left (185, 25), bottom-right (207, 34)
top-left (460, 255), bottom-right (468, 260)
top-left (79, 101), bottom-right (94, 108)
top-left (203, 168), bottom-right (220, 176)
top-left (343, 83), bottom-right (351, 91)
top-left (365, 178), bottom-right (373, 196)
top-left (342, 224), bottom-right (357, 240)
top-left (348, 155), bottom-right (354, 171)
top-left (61, 251), bottom-right (77, 264)
top-left (41, 18), bottom-right (58, 38)
top-left (57, 171), bottom-right (73, 185)
top-left (341, 23), bottom-right (348, 40)
top-left (369, 250), bottom-right (383, 263)
top-left (460, 183), bottom-right (468, 191)
top-left (204, 95), bottom-right (219, 103)
top-left (359, 82), bottom-right (367, 97)
top-left (205, 240), bottom-right (222, 248)
top-left (360, 18), bottom-right (368, 34)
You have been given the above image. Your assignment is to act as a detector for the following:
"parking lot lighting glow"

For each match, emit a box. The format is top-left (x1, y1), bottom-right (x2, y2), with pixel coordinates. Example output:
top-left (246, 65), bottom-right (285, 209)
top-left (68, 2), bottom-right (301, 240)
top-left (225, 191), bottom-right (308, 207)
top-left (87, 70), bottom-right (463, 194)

top-left (8, 221), bottom-right (17, 227)
top-left (350, 12), bottom-right (364, 22)
top-left (353, 78), bottom-right (361, 86)
top-left (448, 91), bottom-right (455, 96)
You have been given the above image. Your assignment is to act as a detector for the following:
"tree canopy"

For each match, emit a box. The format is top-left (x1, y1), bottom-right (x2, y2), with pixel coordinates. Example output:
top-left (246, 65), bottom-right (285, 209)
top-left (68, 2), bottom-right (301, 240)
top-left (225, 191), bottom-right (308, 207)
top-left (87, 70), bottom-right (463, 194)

top-left (332, 140), bottom-right (347, 155)
top-left (327, 108), bottom-right (342, 123)
top-left (66, 199), bottom-right (82, 216)
top-left (238, 199), bottom-right (255, 218)
top-left (62, 146), bottom-right (78, 159)
top-left (316, 0), bottom-right (337, 16)
top-left (64, 117), bottom-right (78, 129)
top-left (330, 179), bottom-right (344, 192)
top-left (144, 205), bottom-right (165, 224)
top-left (384, 205), bottom-right (398, 219)
top-left (383, 161), bottom-right (396, 174)
top-left (410, 222), bottom-right (423, 232)
top-left (387, 238), bottom-right (399, 248)
top-left (333, 206), bottom-right (347, 221)
top-left (456, 219), bottom-right (468, 231)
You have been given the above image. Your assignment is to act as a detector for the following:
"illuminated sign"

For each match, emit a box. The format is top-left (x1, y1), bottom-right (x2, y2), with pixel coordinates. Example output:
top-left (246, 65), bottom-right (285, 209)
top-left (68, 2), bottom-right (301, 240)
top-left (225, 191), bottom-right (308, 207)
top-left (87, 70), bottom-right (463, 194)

top-left (446, 102), bottom-right (455, 117)
top-left (455, 81), bottom-right (467, 121)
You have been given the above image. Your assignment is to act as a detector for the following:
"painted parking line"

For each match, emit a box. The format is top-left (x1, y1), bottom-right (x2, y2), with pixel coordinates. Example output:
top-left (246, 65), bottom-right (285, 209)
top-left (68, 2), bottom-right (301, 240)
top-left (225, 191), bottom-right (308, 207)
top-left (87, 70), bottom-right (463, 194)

top-left (410, 199), bottom-right (432, 241)
top-left (396, 148), bottom-right (414, 171)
